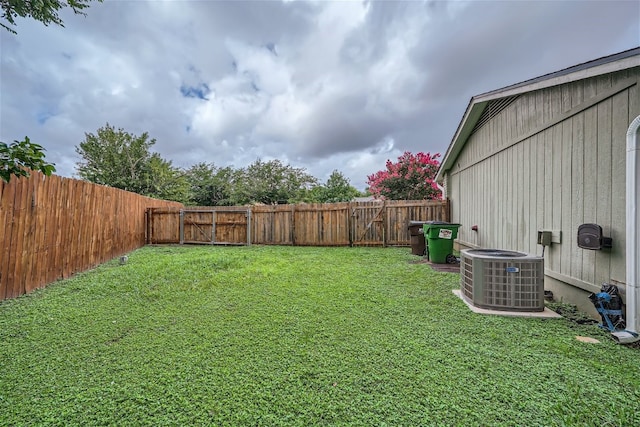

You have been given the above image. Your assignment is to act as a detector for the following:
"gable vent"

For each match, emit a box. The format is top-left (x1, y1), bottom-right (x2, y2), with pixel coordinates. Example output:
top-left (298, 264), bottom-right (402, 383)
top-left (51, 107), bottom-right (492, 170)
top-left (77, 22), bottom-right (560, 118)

top-left (471, 95), bottom-right (519, 135)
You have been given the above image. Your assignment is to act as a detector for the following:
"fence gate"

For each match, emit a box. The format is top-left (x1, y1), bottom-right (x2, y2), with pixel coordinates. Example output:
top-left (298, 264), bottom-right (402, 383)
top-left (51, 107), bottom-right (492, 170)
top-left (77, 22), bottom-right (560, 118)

top-left (351, 202), bottom-right (386, 246)
top-left (147, 209), bottom-right (251, 245)
top-left (180, 209), bottom-right (251, 245)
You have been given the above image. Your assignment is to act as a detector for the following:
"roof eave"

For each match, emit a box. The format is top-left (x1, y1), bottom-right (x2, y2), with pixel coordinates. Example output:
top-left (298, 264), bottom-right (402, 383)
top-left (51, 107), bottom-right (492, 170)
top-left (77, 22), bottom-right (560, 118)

top-left (475, 55), bottom-right (640, 103)
top-left (436, 99), bottom-right (487, 183)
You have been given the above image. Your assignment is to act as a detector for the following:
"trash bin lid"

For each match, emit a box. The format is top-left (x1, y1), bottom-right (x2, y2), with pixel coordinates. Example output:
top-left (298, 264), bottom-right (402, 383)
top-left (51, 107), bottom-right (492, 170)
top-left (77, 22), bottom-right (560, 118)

top-left (424, 221), bottom-right (453, 229)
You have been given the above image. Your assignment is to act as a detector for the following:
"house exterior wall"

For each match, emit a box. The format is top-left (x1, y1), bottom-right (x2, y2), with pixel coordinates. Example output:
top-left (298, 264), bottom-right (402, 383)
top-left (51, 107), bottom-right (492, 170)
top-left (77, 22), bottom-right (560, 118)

top-left (445, 67), bottom-right (639, 314)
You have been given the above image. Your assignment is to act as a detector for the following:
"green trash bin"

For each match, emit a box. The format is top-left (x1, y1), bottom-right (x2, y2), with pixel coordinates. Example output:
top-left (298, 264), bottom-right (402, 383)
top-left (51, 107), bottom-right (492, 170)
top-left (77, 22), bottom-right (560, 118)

top-left (424, 222), bottom-right (461, 264)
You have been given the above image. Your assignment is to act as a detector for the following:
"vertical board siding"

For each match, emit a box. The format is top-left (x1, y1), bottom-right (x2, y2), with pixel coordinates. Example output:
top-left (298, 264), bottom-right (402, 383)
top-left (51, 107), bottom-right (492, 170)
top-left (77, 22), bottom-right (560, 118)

top-left (549, 91), bottom-right (563, 273)
top-left (609, 89), bottom-right (629, 282)
top-left (447, 67), bottom-right (638, 291)
top-left (522, 135), bottom-right (532, 255)
top-left (595, 77), bottom-right (614, 283)
top-left (535, 132), bottom-right (545, 258)
top-left (570, 105), bottom-right (585, 280)
top-left (582, 102), bottom-right (598, 283)
top-left (0, 172), bottom-right (183, 300)
top-left (560, 116), bottom-right (573, 276)
top-left (147, 200), bottom-right (450, 247)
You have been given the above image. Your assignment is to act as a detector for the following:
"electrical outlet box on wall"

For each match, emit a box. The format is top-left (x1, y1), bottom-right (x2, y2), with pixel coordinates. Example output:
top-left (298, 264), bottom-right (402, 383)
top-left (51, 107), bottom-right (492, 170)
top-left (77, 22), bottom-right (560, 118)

top-left (537, 231), bottom-right (552, 246)
top-left (550, 230), bottom-right (562, 244)
top-left (538, 230), bottom-right (562, 244)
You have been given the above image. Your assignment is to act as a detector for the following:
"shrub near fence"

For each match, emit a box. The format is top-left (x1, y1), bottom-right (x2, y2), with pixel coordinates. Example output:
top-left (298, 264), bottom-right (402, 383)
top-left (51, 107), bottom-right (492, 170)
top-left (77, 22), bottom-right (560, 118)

top-left (0, 172), bottom-right (183, 301)
top-left (147, 199), bottom-right (450, 247)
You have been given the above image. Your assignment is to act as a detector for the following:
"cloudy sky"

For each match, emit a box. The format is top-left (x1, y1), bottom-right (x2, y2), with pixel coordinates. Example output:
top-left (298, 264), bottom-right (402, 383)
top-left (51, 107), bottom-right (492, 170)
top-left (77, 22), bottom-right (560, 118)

top-left (1, 0), bottom-right (638, 190)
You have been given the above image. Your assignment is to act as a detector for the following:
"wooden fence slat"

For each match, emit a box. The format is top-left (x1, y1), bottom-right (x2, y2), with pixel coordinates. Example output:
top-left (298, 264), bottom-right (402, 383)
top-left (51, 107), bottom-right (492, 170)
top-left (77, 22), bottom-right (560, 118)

top-left (25, 175), bottom-right (43, 294)
top-left (46, 175), bottom-right (61, 286)
top-left (9, 177), bottom-right (28, 298)
top-left (0, 172), bottom-right (183, 301)
top-left (1, 179), bottom-right (17, 299)
top-left (34, 175), bottom-right (49, 292)
top-left (44, 175), bottom-right (58, 286)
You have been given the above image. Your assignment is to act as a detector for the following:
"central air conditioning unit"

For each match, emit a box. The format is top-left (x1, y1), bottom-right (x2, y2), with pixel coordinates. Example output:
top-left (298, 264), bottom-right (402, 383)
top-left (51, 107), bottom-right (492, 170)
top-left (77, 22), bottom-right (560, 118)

top-left (460, 249), bottom-right (545, 312)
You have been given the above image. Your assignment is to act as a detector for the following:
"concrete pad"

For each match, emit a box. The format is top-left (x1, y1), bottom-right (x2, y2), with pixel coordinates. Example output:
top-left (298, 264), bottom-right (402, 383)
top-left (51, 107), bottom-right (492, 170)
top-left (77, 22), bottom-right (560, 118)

top-left (452, 289), bottom-right (563, 318)
top-left (575, 336), bottom-right (600, 343)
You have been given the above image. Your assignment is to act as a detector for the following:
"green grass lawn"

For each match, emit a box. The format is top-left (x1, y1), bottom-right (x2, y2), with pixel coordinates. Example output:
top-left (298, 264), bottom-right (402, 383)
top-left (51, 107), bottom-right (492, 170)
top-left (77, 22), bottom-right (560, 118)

top-left (1, 246), bottom-right (638, 426)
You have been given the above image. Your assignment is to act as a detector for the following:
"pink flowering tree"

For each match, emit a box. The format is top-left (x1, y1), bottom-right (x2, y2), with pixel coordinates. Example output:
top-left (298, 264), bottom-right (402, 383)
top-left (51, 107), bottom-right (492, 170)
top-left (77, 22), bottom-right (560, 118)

top-left (366, 151), bottom-right (442, 200)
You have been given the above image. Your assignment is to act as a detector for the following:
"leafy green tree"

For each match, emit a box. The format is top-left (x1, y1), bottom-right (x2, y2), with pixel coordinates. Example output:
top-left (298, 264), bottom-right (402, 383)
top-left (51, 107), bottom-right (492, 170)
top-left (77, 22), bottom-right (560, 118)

top-left (184, 162), bottom-right (215, 206)
top-left (76, 124), bottom-right (155, 194)
top-left (75, 123), bottom-right (188, 202)
top-left (232, 159), bottom-right (318, 205)
top-left (323, 170), bottom-right (361, 202)
top-left (2, 0), bottom-right (101, 34)
top-left (307, 170), bottom-right (362, 203)
top-left (184, 162), bottom-right (235, 206)
top-left (1, 137), bottom-right (56, 182)
top-left (145, 154), bottom-right (190, 203)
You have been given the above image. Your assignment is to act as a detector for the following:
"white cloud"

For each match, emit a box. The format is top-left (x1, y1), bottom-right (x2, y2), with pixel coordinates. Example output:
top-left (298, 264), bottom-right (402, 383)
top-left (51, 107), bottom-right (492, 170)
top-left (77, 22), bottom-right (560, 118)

top-left (1, 0), bottom-right (638, 190)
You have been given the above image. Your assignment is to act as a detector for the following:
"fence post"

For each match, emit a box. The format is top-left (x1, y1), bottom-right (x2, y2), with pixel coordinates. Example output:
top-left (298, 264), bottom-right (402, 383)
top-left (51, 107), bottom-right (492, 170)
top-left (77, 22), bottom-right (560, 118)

top-left (179, 210), bottom-right (184, 244)
top-left (246, 209), bottom-right (252, 246)
top-left (214, 210), bottom-right (218, 244)
top-left (291, 204), bottom-right (296, 246)
top-left (145, 208), bottom-right (150, 244)
top-left (382, 199), bottom-right (387, 247)
top-left (348, 202), bottom-right (354, 247)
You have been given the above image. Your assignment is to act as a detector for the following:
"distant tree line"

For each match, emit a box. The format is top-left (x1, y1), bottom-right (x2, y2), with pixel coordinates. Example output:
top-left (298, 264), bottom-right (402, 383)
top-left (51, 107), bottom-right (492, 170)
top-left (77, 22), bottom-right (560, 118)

top-left (74, 124), bottom-right (364, 205)
top-left (3, 123), bottom-right (442, 204)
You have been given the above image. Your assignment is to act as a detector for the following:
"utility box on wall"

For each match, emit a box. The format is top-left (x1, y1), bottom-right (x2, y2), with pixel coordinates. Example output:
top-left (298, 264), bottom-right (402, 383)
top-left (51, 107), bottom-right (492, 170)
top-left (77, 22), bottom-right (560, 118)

top-left (537, 230), bottom-right (561, 245)
top-left (537, 231), bottom-right (552, 246)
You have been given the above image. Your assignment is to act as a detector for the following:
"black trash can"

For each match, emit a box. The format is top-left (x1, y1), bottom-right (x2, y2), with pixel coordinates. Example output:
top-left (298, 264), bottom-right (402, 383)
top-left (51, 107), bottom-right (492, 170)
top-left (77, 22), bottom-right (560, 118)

top-left (408, 221), bottom-right (428, 256)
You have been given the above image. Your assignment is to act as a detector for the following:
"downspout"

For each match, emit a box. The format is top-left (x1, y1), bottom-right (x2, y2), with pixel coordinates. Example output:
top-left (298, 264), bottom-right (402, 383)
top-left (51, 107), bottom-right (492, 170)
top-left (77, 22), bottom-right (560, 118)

top-left (625, 115), bottom-right (640, 334)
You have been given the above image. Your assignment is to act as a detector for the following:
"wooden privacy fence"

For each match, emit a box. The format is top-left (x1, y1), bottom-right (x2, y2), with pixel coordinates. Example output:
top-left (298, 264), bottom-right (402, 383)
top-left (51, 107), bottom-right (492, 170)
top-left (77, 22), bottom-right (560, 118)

top-left (147, 208), bottom-right (252, 245)
top-left (0, 172), bottom-right (183, 300)
top-left (147, 199), bottom-right (450, 247)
